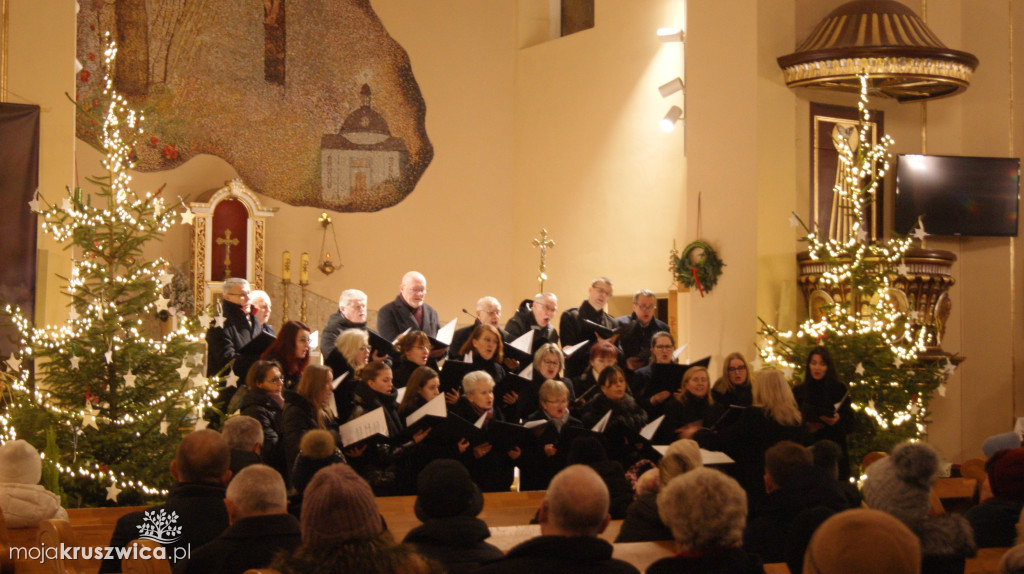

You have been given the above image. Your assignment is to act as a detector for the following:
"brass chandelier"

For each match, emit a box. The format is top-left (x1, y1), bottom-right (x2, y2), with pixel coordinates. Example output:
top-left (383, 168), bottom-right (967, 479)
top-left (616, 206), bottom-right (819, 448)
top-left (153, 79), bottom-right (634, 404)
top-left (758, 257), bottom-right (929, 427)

top-left (777, 0), bottom-right (978, 102)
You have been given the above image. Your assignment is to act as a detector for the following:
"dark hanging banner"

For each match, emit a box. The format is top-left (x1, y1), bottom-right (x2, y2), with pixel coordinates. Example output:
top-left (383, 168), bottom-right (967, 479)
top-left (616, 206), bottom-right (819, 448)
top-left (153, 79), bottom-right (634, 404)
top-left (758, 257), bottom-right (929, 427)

top-left (0, 103), bottom-right (40, 360)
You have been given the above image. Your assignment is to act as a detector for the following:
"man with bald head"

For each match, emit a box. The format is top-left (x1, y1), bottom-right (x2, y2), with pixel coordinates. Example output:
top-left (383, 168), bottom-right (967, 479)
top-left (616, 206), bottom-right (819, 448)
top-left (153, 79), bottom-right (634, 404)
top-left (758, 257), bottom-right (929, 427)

top-left (101, 429), bottom-right (232, 573)
top-left (376, 271), bottom-right (440, 340)
top-left (476, 465), bottom-right (639, 574)
top-left (505, 292), bottom-right (560, 349)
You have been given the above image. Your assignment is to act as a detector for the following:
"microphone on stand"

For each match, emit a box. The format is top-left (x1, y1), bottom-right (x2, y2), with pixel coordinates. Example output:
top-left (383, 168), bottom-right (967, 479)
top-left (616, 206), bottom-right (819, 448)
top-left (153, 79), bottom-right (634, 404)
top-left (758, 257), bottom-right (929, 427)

top-left (461, 308), bottom-right (476, 319)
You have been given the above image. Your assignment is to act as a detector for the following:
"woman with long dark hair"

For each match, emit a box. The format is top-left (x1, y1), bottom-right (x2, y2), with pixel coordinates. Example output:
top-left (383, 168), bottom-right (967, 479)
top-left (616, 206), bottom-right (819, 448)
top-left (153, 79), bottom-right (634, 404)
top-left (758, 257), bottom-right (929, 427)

top-left (791, 346), bottom-right (854, 479)
top-left (282, 364), bottom-right (338, 479)
top-left (260, 320), bottom-right (312, 389)
top-left (237, 359), bottom-right (287, 478)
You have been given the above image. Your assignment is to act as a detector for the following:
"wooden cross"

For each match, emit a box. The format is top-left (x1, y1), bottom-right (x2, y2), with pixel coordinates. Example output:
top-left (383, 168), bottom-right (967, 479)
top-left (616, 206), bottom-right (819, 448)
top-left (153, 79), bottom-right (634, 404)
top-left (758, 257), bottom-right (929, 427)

top-left (216, 229), bottom-right (240, 279)
top-left (531, 228), bottom-right (556, 291)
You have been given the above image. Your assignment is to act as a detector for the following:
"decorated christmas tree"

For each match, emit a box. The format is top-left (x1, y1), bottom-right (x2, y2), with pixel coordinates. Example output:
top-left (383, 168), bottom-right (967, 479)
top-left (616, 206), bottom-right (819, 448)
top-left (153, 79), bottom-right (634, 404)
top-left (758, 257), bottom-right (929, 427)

top-left (757, 76), bottom-right (955, 476)
top-left (0, 39), bottom-right (216, 506)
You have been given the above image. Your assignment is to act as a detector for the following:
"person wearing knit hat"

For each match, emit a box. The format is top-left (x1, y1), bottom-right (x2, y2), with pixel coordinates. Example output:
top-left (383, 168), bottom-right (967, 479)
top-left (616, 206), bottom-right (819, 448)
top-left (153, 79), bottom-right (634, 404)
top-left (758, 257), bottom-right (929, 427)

top-left (803, 509), bottom-right (921, 574)
top-left (274, 463), bottom-right (435, 573)
top-left (863, 441), bottom-right (976, 573)
top-left (967, 447), bottom-right (1024, 547)
top-left (615, 438), bottom-right (703, 543)
top-left (402, 459), bottom-right (501, 573)
top-left (0, 439), bottom-right (68, 528)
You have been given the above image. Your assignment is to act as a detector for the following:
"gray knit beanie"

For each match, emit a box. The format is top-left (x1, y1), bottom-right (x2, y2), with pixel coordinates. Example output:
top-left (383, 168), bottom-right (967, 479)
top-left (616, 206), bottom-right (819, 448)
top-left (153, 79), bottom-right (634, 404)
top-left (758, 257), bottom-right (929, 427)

top-left (300, 463), bottom-right (383, 545)
top-left (862, 441), bottom-right (940, 524)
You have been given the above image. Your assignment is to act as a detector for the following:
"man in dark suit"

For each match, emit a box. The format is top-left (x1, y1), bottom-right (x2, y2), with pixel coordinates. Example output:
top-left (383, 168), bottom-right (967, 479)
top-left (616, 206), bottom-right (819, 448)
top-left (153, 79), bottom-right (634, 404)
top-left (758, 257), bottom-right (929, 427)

top-left (319, 288), bottom-right (368, 356)
top-left (376, 271), bottom-right (440, 340)
top-left (505, 293), bottom-right (560, 348)
top-left (205, 277), bottom-right (259, 378)
top-left (559, 277), bottom-right (619, 378)
top-left (100, 430), bottom-right (232, 573)
top-left (617, 289), bottom-right (670, 372)
top-left (172, 464), bottom-right (301, 574)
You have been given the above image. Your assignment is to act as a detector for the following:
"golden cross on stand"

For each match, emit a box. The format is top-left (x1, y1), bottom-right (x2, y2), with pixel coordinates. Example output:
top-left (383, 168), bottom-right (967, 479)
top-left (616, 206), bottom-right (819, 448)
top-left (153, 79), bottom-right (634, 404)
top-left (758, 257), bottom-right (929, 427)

top-left (531, 228), bottom-right (556, 291)
top-left (216, 229), bottom-right (240, 280)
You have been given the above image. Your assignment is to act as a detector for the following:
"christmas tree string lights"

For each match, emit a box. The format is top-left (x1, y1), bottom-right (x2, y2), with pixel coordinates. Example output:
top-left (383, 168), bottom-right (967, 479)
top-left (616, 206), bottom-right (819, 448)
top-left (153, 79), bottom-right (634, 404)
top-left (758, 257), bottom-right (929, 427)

top-left (0, 36), bottom-right (217, 505)
top-left (757, 75), bottom-right (953, 473)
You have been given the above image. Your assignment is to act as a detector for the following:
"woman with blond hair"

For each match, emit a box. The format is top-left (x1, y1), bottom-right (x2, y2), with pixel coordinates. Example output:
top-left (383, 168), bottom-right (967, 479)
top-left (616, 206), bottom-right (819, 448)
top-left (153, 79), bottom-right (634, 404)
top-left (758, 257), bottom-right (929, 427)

top-left (681, 368), bottom-right (805, 512)
top-left (282, 364), bottom-right (338, 481)
top-left (654, 365), bottom-right (722, 444)
top-left (712, 351), bottom-right (754, 408)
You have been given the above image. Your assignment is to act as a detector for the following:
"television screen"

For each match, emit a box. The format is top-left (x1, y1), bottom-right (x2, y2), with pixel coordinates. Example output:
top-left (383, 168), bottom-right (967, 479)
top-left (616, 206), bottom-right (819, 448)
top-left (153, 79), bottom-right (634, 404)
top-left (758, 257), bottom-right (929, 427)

top-left (894, 154), bottom-right (1020, 237)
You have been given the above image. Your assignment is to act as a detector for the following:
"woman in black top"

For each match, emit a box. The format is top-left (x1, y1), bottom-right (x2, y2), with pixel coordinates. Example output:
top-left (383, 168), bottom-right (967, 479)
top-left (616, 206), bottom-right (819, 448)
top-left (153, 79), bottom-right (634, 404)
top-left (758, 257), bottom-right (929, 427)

top-left (281, 364), bottom-right (337, 480)
top-left (520, 379), bottom-right (584, 491)
top-left (572, 341), bottom-right (620, 412)
top-left (458, 324), bottom-right (516, 420)
top-left (259, 320), bottom-right (311, 389)
top-left (518, 343), bottom-right (576, 420)
top-left (631, 331), bottom-right (683, 418)
top-left (450, 370), bottom-right (521, 492)
top-left (656, 365), bottom-right (722, 444)
top-left (791, 346), bottom-right (854, 479)
top-left (326, 328), bottom-right (371, 422)
top-left (712, 351), bottom-right (754, 408)
top-left (238, 359), bottom-right (287, 478)
top-left (579, 364), bottom-right (648, 466)
top-left (392, 330), bottom-right (439, 390)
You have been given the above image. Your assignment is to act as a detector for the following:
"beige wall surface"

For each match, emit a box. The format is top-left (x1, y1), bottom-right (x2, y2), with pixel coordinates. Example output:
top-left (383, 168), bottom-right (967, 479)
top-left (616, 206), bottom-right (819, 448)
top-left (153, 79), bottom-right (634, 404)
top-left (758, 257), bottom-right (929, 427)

top-left (9, 0), bottom-right (1024, 461)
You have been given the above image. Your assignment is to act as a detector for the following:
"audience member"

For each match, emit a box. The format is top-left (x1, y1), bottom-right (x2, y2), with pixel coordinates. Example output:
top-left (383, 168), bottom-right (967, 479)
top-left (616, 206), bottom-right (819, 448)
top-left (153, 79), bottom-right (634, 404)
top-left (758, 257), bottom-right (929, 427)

top-left (221, 415), bottom-right (264, 478)
top-left (282, 364), bottom-right (337, 476)
top-left (100, 430), bottom-right (232, 573)
top-left (237, 359), bottom-right (287, 478)
top-left (616, 438), bottom-right (702, 543)
top-left (321, 288), bottom-right (368, 355)
top-left (377, 271), bottom-right (440, 339)
top-left (402, 459), bottom-right (502, 573)
top-left (809, 439), bottom-right (861, 507)
top-left (802, 509), bottom-right (920, 574)
top-left (648, 467), bottom-right (764, 574)
top-left (743, 441), bottom-right (849, 564)
top-left (476, 465), bottom-right (640, 574)
top-left (173, 464), bottom-right (300, 574)
top-left (0, 439), bottom-right (68, 528)
top-left (565, 436), bottom-right (634, 520)
top-left (273, 463), bottom-right (434, 573)
top-left (1000, 541), bottom-right (1024, 574)
top-left (967, 447), bottom-right (1024, 547)
top-left (862, 441), bottom-right (976, 574)
top-left (288, 430), bottom-right (346, 518)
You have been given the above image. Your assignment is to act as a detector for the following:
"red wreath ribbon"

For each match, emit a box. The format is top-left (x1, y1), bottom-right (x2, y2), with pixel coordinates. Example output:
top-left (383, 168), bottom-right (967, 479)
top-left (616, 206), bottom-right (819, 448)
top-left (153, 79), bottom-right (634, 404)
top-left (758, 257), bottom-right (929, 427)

top-left (691, 266), bottom-right (705, 298)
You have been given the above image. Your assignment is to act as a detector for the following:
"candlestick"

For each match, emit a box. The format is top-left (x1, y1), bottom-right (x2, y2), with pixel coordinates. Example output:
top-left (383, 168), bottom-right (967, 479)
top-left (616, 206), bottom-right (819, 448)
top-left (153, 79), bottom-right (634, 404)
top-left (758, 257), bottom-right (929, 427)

top-left (282, 251), bottom-right (291, 283)
top-left (299, 253), bottom-right (310, 285)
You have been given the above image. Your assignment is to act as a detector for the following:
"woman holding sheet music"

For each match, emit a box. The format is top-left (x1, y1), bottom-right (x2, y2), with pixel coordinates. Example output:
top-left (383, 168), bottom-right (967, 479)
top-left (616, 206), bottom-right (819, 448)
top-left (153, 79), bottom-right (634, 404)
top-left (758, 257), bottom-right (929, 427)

top-left (328, 329), bottom-right (372, 421)
top-left (459, 325), bottom-right (518, 420)
top-left (579, 364), bottom-right (648, 466)
top-left (792, 346), bottom-right (854, 479)
top-left (519, 343), bottom-right (577, 419)
top-left (451, 370), bottom-right (521, 492)
top-left (682, 369), bottom-right (805, 511)
top-left (519, 379), bottom-right (584, 491)
top-left (344, 362), bottom-right (430, 495)
top-left (632, 332), bottom-right (684, 418)
top-left (572, 341), bottom-right (620, 411)
top-left (655, 365), bottom-right (723, 444)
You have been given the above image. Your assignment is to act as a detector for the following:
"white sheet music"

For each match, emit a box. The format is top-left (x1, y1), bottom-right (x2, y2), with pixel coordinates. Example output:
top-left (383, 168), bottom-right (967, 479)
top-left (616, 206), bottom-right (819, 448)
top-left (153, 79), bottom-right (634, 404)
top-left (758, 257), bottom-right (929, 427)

top-left (436, 318), bottom-right (458, 346)
top-left (672, 343), bottom-right (689, 361)
top-left (640, 414), bottom-right (665, 441)
top-left (392, 328), bottom-right (411, 345)
top-left (406, 393), bottom-right (447, 427)
top-left (523, 419), bottom-right (547, 429)
top-left (474, 411), bottom-right (489, 428)
top-left (395, 386), bottom-right (407, 404)
top-left (331, 371), bottom-right (349, 390)
top-left (510, 329), bottom-right (534, 355)
top-left (591, 410), bottom-right (612, 433)
top-left (564, 340), bottom-right (589, 357)
top-left (339, 407), bottom-right (389, 446)
top-left (700, 449), bottom-right (735, 464)
top-left (519, 364), bottom-right (534, 379)
top-left (309, 330), bottom-right (320, 352)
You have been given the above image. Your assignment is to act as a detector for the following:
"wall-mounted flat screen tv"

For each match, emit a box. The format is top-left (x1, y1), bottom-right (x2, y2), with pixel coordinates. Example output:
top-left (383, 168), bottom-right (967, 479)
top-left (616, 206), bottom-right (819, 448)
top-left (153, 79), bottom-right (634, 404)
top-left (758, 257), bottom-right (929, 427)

top-left (894, 154), bottom-right (1020, 237)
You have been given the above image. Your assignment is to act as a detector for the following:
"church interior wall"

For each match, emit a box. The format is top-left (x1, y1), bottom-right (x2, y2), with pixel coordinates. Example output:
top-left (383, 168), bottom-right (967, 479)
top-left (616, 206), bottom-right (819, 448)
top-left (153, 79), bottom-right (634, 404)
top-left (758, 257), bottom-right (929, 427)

top-left (7, 0), bottom-right (1024, 462)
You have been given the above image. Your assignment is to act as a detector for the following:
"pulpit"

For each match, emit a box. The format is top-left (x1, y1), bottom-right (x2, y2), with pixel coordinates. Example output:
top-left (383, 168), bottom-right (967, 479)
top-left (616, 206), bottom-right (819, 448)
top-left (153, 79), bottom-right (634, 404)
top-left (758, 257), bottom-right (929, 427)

top-left (188, 179), bottom-right (277, 312)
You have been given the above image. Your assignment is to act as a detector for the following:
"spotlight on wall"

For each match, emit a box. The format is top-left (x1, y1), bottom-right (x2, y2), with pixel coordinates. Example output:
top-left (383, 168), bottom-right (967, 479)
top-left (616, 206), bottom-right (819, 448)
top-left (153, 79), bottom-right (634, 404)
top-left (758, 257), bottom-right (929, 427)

top-left (657, 28), bottom-right (684, 43)
top-left (660, 105), bottom-right (683, 132)
top-left (659, 78), bottom-right (684, 98)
